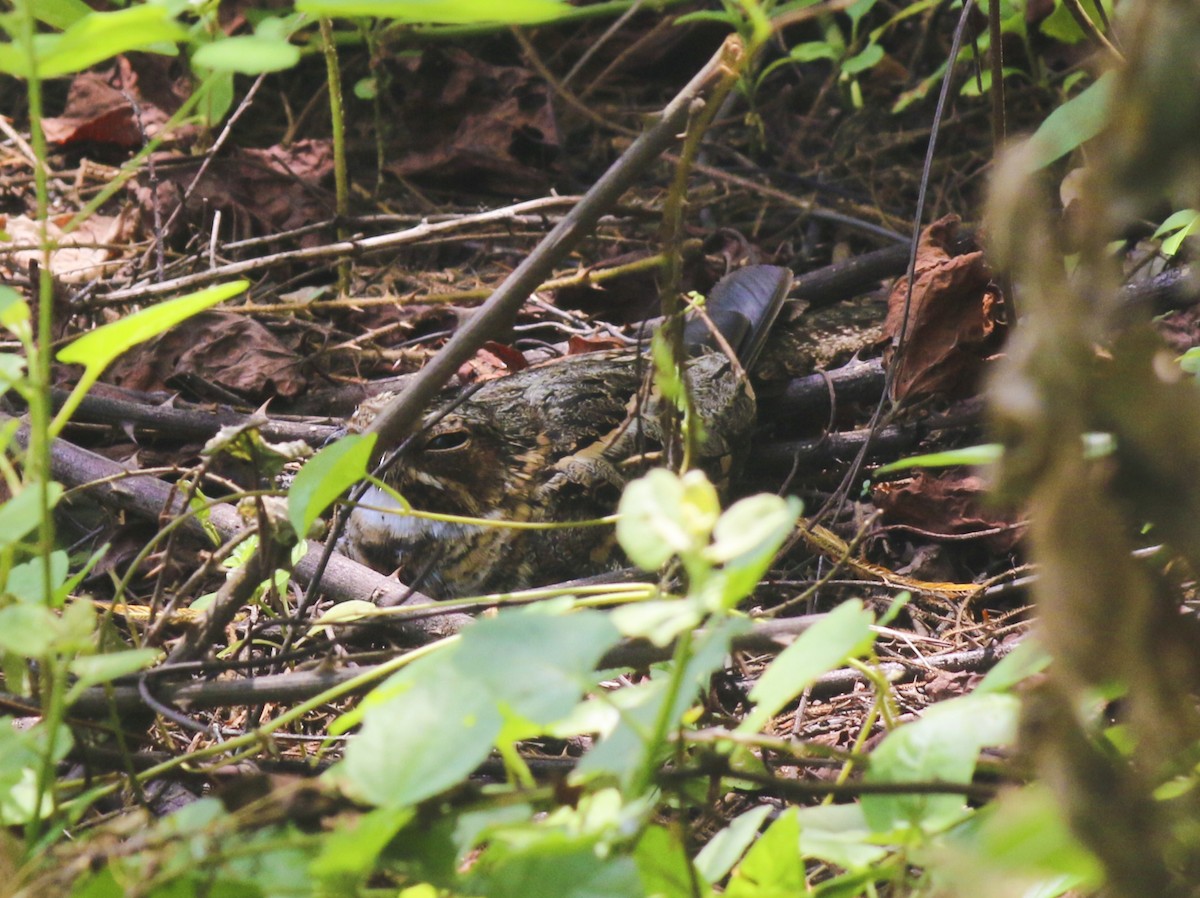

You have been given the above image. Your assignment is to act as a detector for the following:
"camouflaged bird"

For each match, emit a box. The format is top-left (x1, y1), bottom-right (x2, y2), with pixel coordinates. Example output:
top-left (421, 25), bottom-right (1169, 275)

top-left (340, 265), bottom-right (791, 598)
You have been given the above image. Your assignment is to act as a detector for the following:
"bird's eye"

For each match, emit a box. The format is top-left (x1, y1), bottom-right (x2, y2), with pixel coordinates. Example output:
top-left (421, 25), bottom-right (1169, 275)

top-left (424, 429), bottom-right (470, 452)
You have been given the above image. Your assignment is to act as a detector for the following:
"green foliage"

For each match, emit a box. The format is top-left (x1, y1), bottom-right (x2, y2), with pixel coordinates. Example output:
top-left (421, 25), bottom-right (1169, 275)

top-left (1154, 208), bottom-right (1200, 257)
top-left (296, 0), bottom-right (572, 22)
top-left (1024, 71), bottom-right (1116, 170)
top-left (0, 5), bottom-right (185, 77)
top-left (287, 432), bottom-right (377, 538)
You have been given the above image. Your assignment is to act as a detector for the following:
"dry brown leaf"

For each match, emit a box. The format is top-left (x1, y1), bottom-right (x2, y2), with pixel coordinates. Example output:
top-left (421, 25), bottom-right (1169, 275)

top-left (2, 209), bottom-right (138, 283)
top-left (874, 471), bottom-right (1025, 553)
top-left (103, 311), bottom-right (307, 400)
top-left (383, 48), bottom-right (559, 195)
top-left (883, 215), bottom-right (1005, 402)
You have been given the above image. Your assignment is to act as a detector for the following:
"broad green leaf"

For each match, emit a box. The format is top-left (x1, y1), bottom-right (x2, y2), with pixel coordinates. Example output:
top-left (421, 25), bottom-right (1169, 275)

top-left (310, 806), bottom-right (415, 884)
top-left (1040, 0), bottom-right (1114, 44)
top-left (739, 600), bottom-right (874, 734)
top-left (4, 6), bottom-right (187, 78)
top-left (725, 810), bottom-right (806, 898)
top-left (33, 0), bottom-right (93, 29)
top-left (288, 433), bottom-right (376, 538)
top-left (0, 353), bottom-right (26, 396)
top-left (55, 281), bottom-right (247, 433)
top-left (468, 834), bottom-right (642, 898)
top-left (0, 287), bottom-right (31, 339)
top-left (1025, 71), bottom-right (1116, 170)
top-left (616, 469), bottom-right (718, 570)
top-left (610, 600), bottom-right (704, 648)
top-left (695, 805), bottom-right (772, 884)
top-left (0, 482), bottom-right (62, 550)
top-left (863, 692), bottom-right (1019, 833)
top-left (4, 551), bottom-right (69, 604)
top-left (460, 608), bottom-right (619, 733)
top-left (946, 785), bottom-right (1103, 890)
top-left (976, 638), bottom-right (1051, 693)
top-left (0, 604), bottom-right (59, 656)
top-left (332, 609), bottom-right (618, 807)
top-left (707, 494), bottom-right (797, 564)
top-left (331, 642), bottom-right (503, 807)
top-left (846, 0), bottom-right (878, 28)
top-left (794, 803), bottom-right (890, 870)
top-left (295, 0), bottom-right (570, 23)
top-left (192, 35), bottom-right (300, 73)
top-left (705, 494), bottom-right (801, 607)
top-left (1180, 346), bottom-right (1200, 375)
top-left (637, 825), bottom-right (710, 898)
top-left (575, 617), bottom-right (747, 788)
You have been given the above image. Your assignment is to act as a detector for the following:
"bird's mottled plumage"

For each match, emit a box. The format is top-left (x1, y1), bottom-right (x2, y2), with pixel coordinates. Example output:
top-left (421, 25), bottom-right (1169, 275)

top-left (340, 265), bottom-right (791, 598)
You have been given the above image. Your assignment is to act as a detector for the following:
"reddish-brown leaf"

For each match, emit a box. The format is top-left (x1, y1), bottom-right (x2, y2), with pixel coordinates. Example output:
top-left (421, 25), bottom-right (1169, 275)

top-left (883, 215), bottom-right (1005, 402)
top-left (103, 312), bottom-right (307, 400)
top-left (873, 471), bottom-right (1025, 553)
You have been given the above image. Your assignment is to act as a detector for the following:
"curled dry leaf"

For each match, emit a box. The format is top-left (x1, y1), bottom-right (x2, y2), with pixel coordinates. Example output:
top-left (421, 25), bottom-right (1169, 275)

top-left (2, 209), bottom-right (138, 283)
top-left (42, 57), bottom-right (190, 148)
top-left (883, 215), bottom-right (1005, 402)
top-left (873, 471), bottom-right (1025, 554)
top-left (102, 311), bottom-right (307, 400)
top-left (383, 48), bottom-right (560, 195)
top-left (132, 140), bottom-right (335, 245)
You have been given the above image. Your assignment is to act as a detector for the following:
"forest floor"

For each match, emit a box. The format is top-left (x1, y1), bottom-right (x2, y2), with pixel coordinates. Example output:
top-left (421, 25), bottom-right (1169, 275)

top-left (2, 0), bottom-right (1176, 863)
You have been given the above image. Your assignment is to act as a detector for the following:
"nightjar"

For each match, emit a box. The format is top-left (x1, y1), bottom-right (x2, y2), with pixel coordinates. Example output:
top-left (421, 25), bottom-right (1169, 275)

top-left (340, 265), bottom-right (791, 598)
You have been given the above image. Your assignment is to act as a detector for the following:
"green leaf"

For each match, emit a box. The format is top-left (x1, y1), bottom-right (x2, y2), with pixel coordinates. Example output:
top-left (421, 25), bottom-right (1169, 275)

top-left (637, 825), bottom-right (710, 898)
top-left (575, 617), bottom-right (747, 788)
top-left (794, 803), bottom-right (890, 870)
top-left (468, 834), bottom-right (642, 898)
top-left (0, 353), bottom-right (27, 396)
top-left (0, 287), bottom-right (31, 340)
top-left (0, 604), bottom-right (59, 657)
top-left (948, 784), bottom-right (1103, 889)
top-left (0, 482), bottom-right (62, 550)
top-left (1040, 0), bottom-right (1114, 44)
top-left (332, 609), bottom-right (618, 807)
top-left (4, 551), bottom-right (69, 604)
top-left (789, 41), bottom-right (840, 63)
top-left (310, 806), bottom-right (415, 885)
top-left (695, 805), bottom-right (772, 884)
top-left (739, 600), bottom-right (874, 734)
top-left (840, 42), bottom-right (883, 76)
top-left (873, 443), bottom-right (1003, 475)
top-left (58, 280), bottom-right (247, 371)
top-left (294, 0), bottom-right (570, 24)
top-left (707, 494), bottom-right (797, 565)
top-left (705, 494), bottom-right (801, 607)
top-left (976, 638), bottom-right (1052, 694)
top-left (192, 34), bottom-right (301, 73)
top-left (1180, 347), bottom-right (1200, 375)
top-left (32, 0), bottom-right (93, 29)
top-left (288, 433), bottom-right (376, 538)
top-left (863, 692), bottom-right (1019, 833)
top-left (616, 469), bottom-right (718, 570)
top-left (6, 6), bottom-right (187, 78)
top-left (55, 281), bottom-right (248, 433)
top-left (1024, 71), bottom-right (1116, 170)
top-left (1153, 209), bottom-right (1200, 256)
top-left (725, 810), bottom-right (806, 898)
